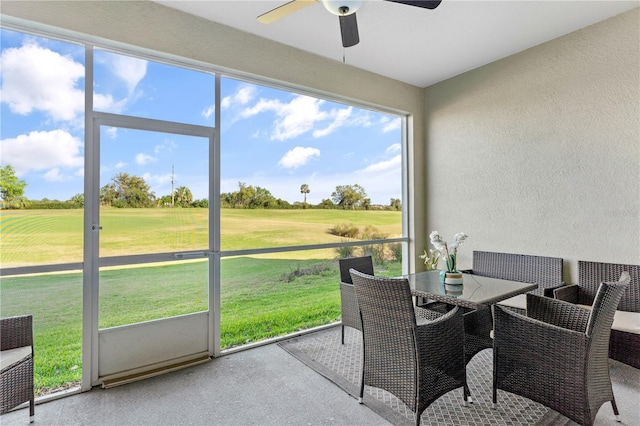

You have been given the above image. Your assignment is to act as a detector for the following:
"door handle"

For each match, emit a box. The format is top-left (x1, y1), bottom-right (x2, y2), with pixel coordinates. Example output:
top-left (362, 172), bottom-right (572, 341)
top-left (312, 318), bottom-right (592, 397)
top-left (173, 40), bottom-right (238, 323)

top-left (174, 251), bottom-right (209, 259)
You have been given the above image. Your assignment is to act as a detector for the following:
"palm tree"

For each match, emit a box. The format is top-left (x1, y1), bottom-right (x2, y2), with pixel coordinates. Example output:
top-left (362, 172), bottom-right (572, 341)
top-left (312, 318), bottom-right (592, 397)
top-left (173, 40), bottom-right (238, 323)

top-left (300, 184), bottom-right (310, 203)
top-left (174, 186), bottom-right (193, 207)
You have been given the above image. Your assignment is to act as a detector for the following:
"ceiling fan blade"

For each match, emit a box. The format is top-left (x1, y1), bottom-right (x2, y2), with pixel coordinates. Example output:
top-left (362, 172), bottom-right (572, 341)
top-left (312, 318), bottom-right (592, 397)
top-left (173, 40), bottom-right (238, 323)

top-left (384, 0), bottom-right (442, 10)
top-left (257, 0), bottom-right (318, 24)
top-left (339, 13), bottom-right (359, 48)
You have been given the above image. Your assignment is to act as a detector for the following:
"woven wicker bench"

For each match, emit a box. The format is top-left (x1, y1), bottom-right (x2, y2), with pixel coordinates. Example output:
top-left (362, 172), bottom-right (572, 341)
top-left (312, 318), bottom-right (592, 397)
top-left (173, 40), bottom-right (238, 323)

top-left (1, 315), bottom-right (34, 423)
top-left (470, 251), bottom-right (564, 314)
top-left (554, 261), bottom-right (639, 369)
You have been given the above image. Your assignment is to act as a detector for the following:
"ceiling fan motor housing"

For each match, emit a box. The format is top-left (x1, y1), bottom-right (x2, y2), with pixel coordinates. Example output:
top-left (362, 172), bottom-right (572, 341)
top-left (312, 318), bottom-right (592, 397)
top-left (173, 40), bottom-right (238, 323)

top-left (322, 0), bottom-right (363, 16)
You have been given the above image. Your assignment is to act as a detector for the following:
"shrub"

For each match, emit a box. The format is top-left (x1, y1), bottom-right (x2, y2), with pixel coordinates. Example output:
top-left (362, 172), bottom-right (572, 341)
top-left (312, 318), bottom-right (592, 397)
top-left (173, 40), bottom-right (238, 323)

top-left (24, 201), bottom-right (80, 209)
top-left (191, 199), bottom-right (208, 208)
top-left (389, 243), bottom-right (403, 262)
top-left (280, 262), bottom-right (332, 282)
top-left (360, 225), bottom-right (388, 240)
top-left (335, 244), bottom-right (355, 259)
top-left (330, 223), bottom-right (359, 238)
top-left (370, 244), bottom-right (387, 265)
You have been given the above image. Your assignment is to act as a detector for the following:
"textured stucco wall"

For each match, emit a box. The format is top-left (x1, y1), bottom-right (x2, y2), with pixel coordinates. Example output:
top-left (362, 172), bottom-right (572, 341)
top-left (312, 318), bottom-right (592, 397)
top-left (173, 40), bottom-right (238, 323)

top-left (0, 0), bottom-right (427, 269)
top-left (424, 8), bottom-right (640, 281)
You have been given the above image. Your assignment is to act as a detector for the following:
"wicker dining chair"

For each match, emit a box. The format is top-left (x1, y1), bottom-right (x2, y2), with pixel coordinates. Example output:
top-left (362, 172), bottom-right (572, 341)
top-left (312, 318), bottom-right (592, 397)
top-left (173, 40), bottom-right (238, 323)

top-left (338, 256), bottom-right (374, 344)
top-left (1, 315), bottom-right (35, 423)
top-left (493, 272), bottom-right (630, 426)
top-left (350, 269), bottom-right (468, 426)
top-left (553, 261), bottom-right (639, 368)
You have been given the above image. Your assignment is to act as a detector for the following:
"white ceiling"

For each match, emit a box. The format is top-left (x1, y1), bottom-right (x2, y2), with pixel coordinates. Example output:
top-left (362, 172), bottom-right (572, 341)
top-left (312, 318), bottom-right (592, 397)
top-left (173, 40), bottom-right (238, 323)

top-left (155, 1), bottom-right (638, 87)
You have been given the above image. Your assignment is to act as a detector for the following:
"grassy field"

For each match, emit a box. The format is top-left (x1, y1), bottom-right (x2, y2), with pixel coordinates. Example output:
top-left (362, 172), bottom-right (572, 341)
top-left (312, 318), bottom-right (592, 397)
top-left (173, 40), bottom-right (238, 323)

top-left (0, 208), bottom-right (402, 394)
top-left (1, 208), bottom-right (402, 266)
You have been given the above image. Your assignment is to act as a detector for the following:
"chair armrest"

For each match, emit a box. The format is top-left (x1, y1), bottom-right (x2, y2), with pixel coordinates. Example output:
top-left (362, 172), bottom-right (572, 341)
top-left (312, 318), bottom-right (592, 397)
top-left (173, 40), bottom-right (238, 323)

top-left (415, 307), bottom-right (465, 368)
top-left (339, 282), bottom-right (361, 330)
top-left (0, 315), bottom-right (33, 351)
top-left (526, 293), bottom-right (590, 333)
top-left (542, 284), bottom-right (565, 298)
top-left (553, 284), bottom-right (579, 303)
top-left (493, 305), bottom-right (588, 367)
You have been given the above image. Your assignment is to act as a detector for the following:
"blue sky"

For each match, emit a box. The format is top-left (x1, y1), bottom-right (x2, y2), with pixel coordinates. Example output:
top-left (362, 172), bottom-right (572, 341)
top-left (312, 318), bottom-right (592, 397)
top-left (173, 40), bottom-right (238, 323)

top-left (1, 28), bottom-right (402, 205)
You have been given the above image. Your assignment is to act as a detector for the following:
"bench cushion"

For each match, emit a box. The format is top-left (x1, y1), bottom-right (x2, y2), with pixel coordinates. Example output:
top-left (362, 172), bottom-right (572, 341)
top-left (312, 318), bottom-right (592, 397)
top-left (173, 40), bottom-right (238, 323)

top-left (498, 294), bottom-right (526, 311)
top-left (578, 305), bottom-right (640, 335)
top-left (0, 346), bottom-right (31, 372)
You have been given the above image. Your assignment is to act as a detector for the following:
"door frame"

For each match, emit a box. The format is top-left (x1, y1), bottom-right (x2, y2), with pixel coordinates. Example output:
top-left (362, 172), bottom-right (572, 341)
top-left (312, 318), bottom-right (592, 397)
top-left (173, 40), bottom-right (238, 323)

top-left (82, 105), bottom-right (219, 388)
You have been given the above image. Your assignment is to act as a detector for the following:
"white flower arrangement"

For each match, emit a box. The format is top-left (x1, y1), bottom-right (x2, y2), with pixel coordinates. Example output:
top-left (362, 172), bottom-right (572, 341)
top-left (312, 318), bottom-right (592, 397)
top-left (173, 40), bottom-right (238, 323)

top-left (428, 231), bottom-right (468, 272)
top-left (419, 248), bottom-right (440, 270)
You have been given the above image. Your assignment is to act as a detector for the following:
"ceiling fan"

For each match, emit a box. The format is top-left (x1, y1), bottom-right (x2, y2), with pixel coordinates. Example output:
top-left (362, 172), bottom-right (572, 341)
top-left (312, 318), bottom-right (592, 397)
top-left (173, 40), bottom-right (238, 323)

top-left (257, 0), bottom-right (442, 48)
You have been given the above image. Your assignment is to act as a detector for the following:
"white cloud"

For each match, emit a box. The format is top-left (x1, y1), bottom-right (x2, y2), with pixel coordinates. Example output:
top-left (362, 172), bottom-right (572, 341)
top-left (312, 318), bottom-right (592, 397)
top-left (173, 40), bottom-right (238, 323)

top-left (0, 40), bottom-right (123, 121)
top-left (110, 54), bottom-right (147, 94)
top-left (223, 85), bottom-right (257, 110)
top-left (142, 172), bottom-right (172, 186)
top-left (382, 117), bottom-right (401, 133)
top-left (242, 95), bottom-right (329, 141)
top-left (235, 86), bottom-right (257, 104)
top-left (0, 41), bottom-right (84, 121)
top-left (360, 155), bottom-right (402, 174)
top-left (114, 162), bottom-right (126, 169)
top-left (313, 106), bottom-right (352, 138)
top-left (153, 139), bottom-right (177, 154)
top-left (241, 98), bottom-right (282, 118)
top-left (386, 143), bottom-right (401, 154)
top-left (278, 147), bottom-right (320, 169)
top-left (135, 153), bottom-right (156, 165)
top-left (106, 127), bottom-right (118, 139)
top-left (202, 104), bottom-right (215, 119)
top-left (142, 172), bottom-right (173, 196)
top-left (240, 95), bottom-right (375, 141)
top-left (94, 93), bottom-right (122, 113)
top-left (43, 168), bottom-right (67, 182)
top-left (0, 129), bottom-right (83, 175)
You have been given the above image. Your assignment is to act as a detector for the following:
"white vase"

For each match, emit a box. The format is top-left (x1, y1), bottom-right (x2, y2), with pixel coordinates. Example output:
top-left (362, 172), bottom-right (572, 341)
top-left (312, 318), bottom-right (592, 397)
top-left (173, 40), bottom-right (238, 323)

top-left (444, 271), bottom-right (463, 286)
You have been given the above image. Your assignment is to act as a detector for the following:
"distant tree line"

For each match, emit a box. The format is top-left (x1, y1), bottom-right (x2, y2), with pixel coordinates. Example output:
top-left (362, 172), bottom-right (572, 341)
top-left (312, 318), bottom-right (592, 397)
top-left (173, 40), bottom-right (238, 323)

top-left (0, 165), bottom-right (402, 211)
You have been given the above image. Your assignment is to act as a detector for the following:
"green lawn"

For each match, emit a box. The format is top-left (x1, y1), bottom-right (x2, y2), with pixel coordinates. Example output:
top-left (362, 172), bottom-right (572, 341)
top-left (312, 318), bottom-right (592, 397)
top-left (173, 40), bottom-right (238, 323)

top-left (1, 208), bottom-right (401, 266)
top-left (0, 208), bottom-right (402, 395)
top-left (1, 257), bottom-right (402, 395)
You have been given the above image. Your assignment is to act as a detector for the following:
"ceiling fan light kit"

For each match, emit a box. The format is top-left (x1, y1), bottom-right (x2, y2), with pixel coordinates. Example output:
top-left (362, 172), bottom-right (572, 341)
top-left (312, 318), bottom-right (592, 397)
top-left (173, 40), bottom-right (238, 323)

top-left (321, 0), bottom-right (363, 16)
top-left (258, 0), bottom-right (442, 48)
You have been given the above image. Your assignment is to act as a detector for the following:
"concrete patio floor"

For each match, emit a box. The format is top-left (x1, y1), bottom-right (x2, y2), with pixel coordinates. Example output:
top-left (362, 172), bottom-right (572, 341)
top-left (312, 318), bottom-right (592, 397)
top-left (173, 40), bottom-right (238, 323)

top-left (2, 328), bottom-right (639, 426)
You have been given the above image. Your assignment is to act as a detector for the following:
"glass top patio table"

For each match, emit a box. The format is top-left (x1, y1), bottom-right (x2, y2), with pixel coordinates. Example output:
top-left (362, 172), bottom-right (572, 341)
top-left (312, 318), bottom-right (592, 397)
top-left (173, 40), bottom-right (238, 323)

top-left (405, 270), bottom-right (538, 310)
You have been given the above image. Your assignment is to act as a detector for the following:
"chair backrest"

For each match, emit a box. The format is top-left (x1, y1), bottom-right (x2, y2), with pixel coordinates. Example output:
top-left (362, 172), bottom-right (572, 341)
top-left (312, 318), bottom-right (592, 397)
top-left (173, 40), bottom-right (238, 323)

top-left (578, 261), bottom-right (639, 312)
top-left (472, 251), bottom-right (563, 292)
top-left (338, 255), bottom-right (374, 284)
top-left (586, 272), bottom-right (630, 339)
top-left (0, 315), bottom-right (33, 351)
top-left (349, 269), bottom-right (418, 407)
top-left (350, 269), bottom-right (416, 332)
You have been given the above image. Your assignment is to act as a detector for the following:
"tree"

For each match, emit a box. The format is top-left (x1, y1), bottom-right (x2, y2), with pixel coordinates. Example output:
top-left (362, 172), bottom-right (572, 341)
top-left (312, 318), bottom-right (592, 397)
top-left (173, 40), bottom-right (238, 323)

top-left (390, 198), bottom-right (402, 211)
top-left (174, 186), bottom-right (193, 207)
top-left (158, 194), bottom-right (173, 207)
top-left (300, 184), bottom-right (310, 203)
top-left (362, 197), bottom-right (371, 210)
top-left (318, 198), bottom-right (335, 209)
top-left (70, 193), bottom-right (84, 207)
top-left (100, 173), bottom-right (155, 207)
top-left (331, 184), bottom-right (367, 209)
top-left (0, 165), bottom-right (28, 209)
top-left (221, 182), bottom-right (279, 209)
